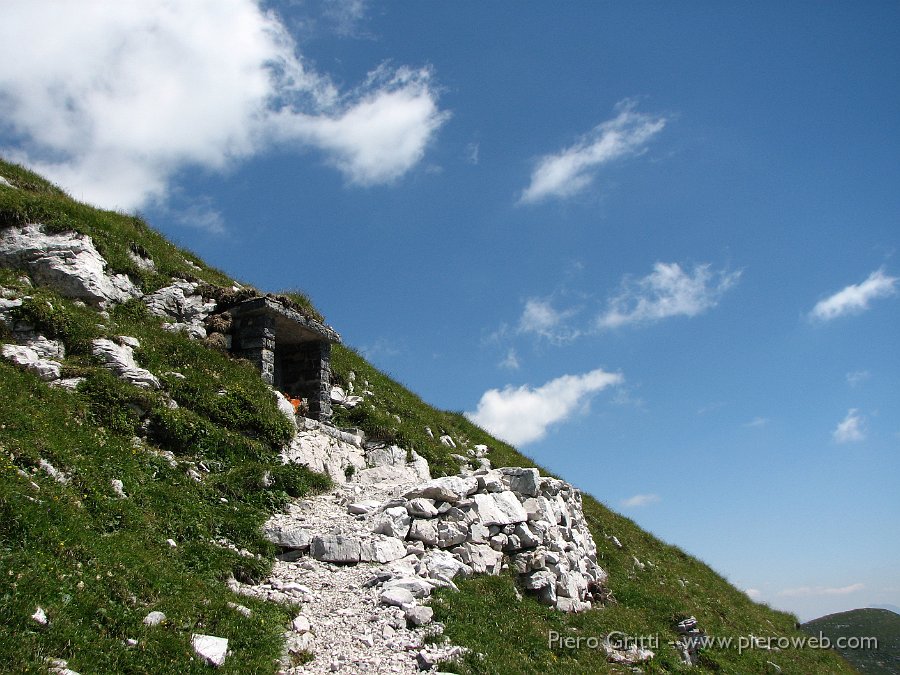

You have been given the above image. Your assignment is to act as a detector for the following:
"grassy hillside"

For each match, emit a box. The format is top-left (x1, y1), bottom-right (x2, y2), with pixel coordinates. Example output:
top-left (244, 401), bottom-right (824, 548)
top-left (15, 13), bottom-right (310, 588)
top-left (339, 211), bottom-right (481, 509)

top-left (0, 159), bottom-right (854, 673)
top-left (801, 609), bottom-right (900, 675)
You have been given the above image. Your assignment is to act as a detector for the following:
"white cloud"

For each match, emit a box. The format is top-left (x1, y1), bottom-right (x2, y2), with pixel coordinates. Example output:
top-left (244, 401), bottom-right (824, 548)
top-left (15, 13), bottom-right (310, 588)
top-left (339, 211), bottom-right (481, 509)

top-left (833, 409), bottom-right (866, 444)
top-left (621, 493), bottom-right (660, 508)
top-left (744, 417), bottom-right (769, 428)
top-left (272, 65), bottom-right (449, 186)
top-left (465, 368), bottom-right (623, 446)
top-left (499, 348), bottom-right (520, 370)
top-left (519, 100), bottom-right (665, 204)
top-left (810, 268), bottom-right (898, 321)
top-left (517, 298), bottom-right (580, 342)
top-left (597, 262), bottom-right (741, 329)
top-left (778, 583), bottom-right (865, 598)
top-left (745, 588), bottom-right (763, 600)
top-left (465, 142), bottom-right (480, 165)
top-left (846, 370), bottom-right (871, 387)
top-left (0, 1), bottom-right (448, 211)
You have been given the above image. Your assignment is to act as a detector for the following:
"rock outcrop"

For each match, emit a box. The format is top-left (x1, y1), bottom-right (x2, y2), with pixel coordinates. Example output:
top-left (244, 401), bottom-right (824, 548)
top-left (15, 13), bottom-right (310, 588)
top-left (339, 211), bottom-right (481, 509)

top-left (0, 224), bottom-right (140, 306)
top-left (144, 281), bottom-right (216, 339)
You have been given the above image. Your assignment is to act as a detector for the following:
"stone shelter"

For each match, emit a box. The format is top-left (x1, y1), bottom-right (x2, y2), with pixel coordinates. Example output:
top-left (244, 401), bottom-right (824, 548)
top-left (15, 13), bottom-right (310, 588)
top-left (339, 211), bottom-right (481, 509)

top-left (228, 296), bottom-right (340, 421)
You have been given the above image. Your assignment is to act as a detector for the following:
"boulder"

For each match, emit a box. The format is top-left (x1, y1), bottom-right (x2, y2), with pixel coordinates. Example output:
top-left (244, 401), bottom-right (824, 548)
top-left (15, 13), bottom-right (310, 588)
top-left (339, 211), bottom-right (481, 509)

top-left (0, 224), bottom-right (140, 306)
top-left (309, 535), bottom-right (361, 564)
top-left (499, 467), bottom-right (541, 497)
top-left (359, 536), bottom-right (407, 563)
top-left (404, 605), bottom-right (434, 627)
top-left (191, 634), bottom-right (228, 667)
top-left (436, 521), bottom-right (469, 548)
top-left (408, 519), bottom-right (439, 547)
top-left (373, 506), bottom-right (412, 539)
top-left (263, 523), bottom-right (311, 550)
top-left (454, 543), bottom-right (503, 575)
top-left (383, 576), bottom-right (435, 598)
top-left (472, 491), bottom-right (528, 526)
top-left (403, 475), bottom-right (478, 503)
top-left (406, 497), bottom-right (439, 518)
top-left (379, 587), bottom-right (416, 608)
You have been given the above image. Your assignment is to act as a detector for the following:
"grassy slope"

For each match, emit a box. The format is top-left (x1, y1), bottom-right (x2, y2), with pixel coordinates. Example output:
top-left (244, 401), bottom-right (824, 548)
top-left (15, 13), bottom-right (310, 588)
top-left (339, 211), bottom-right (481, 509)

top-left (0, 160), bottom-right (853, 673)
top-left (801, 609), bottom-right (900, 675)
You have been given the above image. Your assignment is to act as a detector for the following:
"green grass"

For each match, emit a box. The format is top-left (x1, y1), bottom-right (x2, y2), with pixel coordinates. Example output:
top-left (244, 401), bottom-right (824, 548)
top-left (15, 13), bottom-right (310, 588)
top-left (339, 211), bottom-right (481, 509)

top-left (0, 157), bottom-right (856, 673)
top-left (0, 285), bottom-right (330, 672)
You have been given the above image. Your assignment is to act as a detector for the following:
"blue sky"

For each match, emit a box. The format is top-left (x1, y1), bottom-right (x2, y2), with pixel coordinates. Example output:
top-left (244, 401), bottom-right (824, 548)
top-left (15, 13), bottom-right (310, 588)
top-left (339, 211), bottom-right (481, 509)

top-left (1, 1), bottom-right (898, 621)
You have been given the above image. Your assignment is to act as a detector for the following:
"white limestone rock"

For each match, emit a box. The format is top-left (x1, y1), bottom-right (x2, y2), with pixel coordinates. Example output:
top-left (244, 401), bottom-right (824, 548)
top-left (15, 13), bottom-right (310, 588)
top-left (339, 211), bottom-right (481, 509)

top-left (90, 338), bottom-right (160, 388)
top-left (1, 344), bottom-right (62, 381)
top-left (406, 497), bottom-right (439, 518)
top-left (262, 523), bottom-right (311, 550)
top-left (191, 634), bottom-right (228, 667)
top-left (422, 550), bottom-right (472, 580)
top-left (282, 423), bottom-right (366, 484)
top-left (404, 605), bottom-right (434, 627)
top-left (142, 611), bottom-right (166, 626)
top-left (291, 614), bottom-right (312, 633)
top-left (373, 506), bottom-right (412, 539)
top-left (18, 334), bottom-right (65, 360)
top-left (379, 586), bottom-right (416, 608)
top-left (499, 467), bottom-right (541, 497)
top-left (403, 475), bottom-right (478, 503)
top-left (274, 391), bottom-right (298, 429)
top-left (0, 224), bottom-right (140, 306)
top-left (347, 499), bottom-right (380, 515)
top-left (359, 536), bottom-right (407, 563)
top-left (436, 521), bottom-right (469, 548)
top-left (408, 519), bottom-right (439, 547)
top-left (143, 281), bottom-right (215, 339)
top-left (472, 491), bottom-right (529, 526)
top-left (309, 534), bottom-right (361, 564)
top-left (32, 606), bottom-right (49, 626)
top-left (383, 576), bottom-right (435, 599)
top-left (454, 543), bottom-right (503, 575)
top-left (0, 297), bottom-right (22, 328)
top-left (111, 479), bottom-right (127, 499)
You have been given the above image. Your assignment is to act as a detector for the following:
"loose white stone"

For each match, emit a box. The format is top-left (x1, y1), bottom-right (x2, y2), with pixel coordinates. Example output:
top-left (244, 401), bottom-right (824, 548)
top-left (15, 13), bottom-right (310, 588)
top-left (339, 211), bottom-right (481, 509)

top-left (142, 611), bottom-right (166, 626)
top-left (191, 634), bottom-right (228, 667)
top-left (31, 606), bottom-right (48, 626)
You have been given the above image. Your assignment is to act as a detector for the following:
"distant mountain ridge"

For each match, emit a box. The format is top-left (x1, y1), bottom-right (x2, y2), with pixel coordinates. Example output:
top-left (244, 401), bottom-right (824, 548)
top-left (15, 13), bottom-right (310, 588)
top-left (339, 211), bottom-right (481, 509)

top-left (801, 608), bottom-right (900, 674)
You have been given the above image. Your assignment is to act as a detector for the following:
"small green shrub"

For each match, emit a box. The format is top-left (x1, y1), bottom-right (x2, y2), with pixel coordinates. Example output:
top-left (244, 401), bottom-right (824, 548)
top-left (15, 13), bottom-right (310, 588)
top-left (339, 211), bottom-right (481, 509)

top-left (77, 370), bottom-right (150, 436)
top-left (11, 293), bottom-right (102, 354)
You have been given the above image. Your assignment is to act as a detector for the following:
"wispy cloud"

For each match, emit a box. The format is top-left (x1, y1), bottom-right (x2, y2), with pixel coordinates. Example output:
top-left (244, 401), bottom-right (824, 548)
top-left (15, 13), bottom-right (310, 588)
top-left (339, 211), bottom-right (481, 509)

top-left (168, 197), bottom-right (227, 235)
top-left (519, 99), bottom-right (665, 204)
top-left (810, 268), bottom-right (898, 321)
top-left (846, 370), bottom-right (871, 387)
top-left (499, 348), bottom-right (520, 370)
top-left (744, 417), bottom-right (769, 428)
top-left (597, 262), bottom-right (741, 329)
top-left (517, 298), bottom-right (581, 343)
top-left (833, 409), bottom-right (866, 444)
top-left (0, 1), bottom-right (448, 210)
top-left (778, 583), bottom-right (864, 598)
top-left (465, 142), bottom-right (480, 165)
top-left (621, 493), bottom-right (660, 508)
top-left (465, 368), bottom-right (623, 446)
top-left (745, 588), bottom-right (763, 600)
